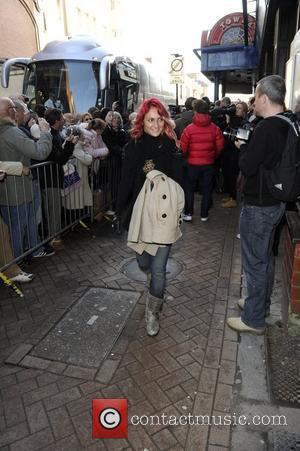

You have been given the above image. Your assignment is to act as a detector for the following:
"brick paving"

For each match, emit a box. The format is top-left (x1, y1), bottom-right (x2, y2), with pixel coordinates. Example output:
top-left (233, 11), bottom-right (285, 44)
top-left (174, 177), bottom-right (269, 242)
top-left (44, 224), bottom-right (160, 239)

top-left (0, 194), bottom-right (242, 450)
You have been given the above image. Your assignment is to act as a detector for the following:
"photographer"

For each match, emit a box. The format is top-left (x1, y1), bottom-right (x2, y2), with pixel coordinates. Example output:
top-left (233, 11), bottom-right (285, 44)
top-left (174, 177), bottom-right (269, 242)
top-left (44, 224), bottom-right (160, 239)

top-left (221, 101), bottom-right (248, 208)
top-left (210, 98), bottom-right (236, 193)
top-left (210, 97), bottom-right (236, 132)
top-left (227, 75), bottom-right (287, 335)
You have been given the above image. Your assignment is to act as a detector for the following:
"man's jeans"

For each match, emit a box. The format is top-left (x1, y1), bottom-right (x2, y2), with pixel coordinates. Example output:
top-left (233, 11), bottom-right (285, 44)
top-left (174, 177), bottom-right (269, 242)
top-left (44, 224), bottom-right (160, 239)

top-left (136, 245), bottom-right (171, 299)
top-left (185, 165), bottom-right (215, 218)
top-left (0, 202), bottom-right (42, 258)
top-left (240, 203), bottom-right (285, 328)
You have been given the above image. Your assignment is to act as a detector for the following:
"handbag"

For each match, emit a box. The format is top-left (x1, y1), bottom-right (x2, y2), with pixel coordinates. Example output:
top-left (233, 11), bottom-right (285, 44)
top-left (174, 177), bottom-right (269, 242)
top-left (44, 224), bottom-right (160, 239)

top-left (61, 159), bottom-right (82, 196)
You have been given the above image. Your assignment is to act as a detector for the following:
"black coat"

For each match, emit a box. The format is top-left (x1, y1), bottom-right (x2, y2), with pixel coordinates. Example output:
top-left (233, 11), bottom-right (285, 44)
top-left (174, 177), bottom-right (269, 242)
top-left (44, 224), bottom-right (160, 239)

top-left (102, 125), bottom-right (129, 163)
top-left (239, 116), bottom-right (289, 205)
top-left (40, 129), bottom-right (74, 188)
top-left (116, 133), bottom-right (178, 227)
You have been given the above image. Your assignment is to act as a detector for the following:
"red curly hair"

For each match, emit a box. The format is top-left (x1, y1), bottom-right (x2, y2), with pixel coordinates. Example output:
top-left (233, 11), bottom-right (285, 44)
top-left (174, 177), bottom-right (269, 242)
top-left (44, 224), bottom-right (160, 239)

top-left (131, 97), bottom-right (177, 141)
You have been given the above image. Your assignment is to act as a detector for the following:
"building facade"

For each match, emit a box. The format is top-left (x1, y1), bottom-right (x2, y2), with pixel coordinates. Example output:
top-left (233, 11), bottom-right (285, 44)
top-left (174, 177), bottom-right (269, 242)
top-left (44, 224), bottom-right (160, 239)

top-left (0, 0), bottom-right (207, 106)
top-left (0, 0), bottom-right (121, 96)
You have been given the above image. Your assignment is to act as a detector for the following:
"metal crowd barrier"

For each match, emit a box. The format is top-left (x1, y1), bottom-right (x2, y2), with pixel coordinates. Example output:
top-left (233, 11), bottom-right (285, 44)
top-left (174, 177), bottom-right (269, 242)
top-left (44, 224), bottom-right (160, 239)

top-left (92, 156), bottom-right (121, 221)
top-left (0, 157), bottom-right (121, 276)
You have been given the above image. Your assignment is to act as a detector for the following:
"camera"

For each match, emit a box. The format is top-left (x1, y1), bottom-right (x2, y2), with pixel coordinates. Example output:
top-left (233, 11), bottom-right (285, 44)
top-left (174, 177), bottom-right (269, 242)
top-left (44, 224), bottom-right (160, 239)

top-left (64, 125), bottom-right (83, 137)
top-left (223, 127), bottom-right (251, 143)
top-left (210, 104), bottom-right (236, 117)
top-left (210, 105), bottom-right (237, 131)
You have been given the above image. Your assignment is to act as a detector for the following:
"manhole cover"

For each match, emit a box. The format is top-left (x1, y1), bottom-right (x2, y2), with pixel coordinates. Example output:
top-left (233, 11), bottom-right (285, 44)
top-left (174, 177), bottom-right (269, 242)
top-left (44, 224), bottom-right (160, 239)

top-left (31, 288), bottom-right (141, 368)
top-left (267, 326), bottom-right (300, 405)
top-left (268, 430), bottom-right (300, 450)
top-left (123, 257), bottom-right (183, 282)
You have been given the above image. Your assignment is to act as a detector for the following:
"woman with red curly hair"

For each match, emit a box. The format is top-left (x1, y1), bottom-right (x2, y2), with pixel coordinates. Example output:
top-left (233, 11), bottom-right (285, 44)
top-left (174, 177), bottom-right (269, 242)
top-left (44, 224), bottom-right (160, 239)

top-left (116, 97), bottom-right (178, 221)
top-left (116, 97), bottom-right (183, 336)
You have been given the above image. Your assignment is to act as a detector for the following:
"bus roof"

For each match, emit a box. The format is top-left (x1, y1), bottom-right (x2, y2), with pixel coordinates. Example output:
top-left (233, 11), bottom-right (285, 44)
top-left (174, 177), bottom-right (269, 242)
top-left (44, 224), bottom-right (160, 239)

top-left (31, 35), bottom-right (113, 62)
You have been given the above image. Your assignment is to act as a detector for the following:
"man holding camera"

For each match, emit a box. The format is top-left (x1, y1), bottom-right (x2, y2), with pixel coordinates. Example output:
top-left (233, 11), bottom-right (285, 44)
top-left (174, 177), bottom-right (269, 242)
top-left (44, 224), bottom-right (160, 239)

top-left (227, 75), bottom-right (287, 335)
top-left (41, 109), bottom-right (78, 246)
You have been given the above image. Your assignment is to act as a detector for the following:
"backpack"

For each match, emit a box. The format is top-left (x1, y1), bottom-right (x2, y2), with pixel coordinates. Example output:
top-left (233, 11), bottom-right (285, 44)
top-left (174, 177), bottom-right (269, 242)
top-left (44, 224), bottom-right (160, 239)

top-left (263, 114), bottom-right (300, 202)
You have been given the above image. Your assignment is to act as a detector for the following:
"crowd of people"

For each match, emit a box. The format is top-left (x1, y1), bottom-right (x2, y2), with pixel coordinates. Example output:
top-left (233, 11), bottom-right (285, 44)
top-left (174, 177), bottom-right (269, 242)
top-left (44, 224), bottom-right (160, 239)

top-left (1, 74), bottom-right (296, 338)
top-left (0, 96), bottom-right (131, 284)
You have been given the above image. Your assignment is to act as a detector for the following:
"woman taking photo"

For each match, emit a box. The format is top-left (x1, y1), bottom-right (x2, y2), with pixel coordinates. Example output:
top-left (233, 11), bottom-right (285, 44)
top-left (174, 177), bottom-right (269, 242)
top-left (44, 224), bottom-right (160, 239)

top-left (116, 98), bottom-right (184, 337)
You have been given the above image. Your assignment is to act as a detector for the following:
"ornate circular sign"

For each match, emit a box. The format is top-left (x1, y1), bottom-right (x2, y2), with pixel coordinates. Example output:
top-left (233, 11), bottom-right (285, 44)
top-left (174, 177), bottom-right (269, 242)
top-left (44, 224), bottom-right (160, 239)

top-left (208, 12), bottom-right (256, 46)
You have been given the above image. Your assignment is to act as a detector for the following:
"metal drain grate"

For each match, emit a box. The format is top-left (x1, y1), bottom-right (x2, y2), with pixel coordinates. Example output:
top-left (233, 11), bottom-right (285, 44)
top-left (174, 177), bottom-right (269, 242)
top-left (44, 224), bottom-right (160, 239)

top-left (268, 430), bottom-right (300, 451)
top-left (267, 325), bottom-right (300, 405)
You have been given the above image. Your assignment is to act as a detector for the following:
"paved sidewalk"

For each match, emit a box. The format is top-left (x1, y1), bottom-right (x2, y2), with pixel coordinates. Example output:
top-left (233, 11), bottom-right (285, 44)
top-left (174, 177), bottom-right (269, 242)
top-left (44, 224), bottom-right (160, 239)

top-left (0, 194), bottom-right (295, 450)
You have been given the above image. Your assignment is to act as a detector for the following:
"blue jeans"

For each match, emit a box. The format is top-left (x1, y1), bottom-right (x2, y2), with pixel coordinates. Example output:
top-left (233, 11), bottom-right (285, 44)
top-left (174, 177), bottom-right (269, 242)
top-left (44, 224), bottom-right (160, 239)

top-left (0, 202), bottom-right (42, 258)
top-left (136, 245), bottom-right (171, 299)
top-left (240, 203), bottom-right (285, 328)
top-left (184, 165), bottom-right (215, 218)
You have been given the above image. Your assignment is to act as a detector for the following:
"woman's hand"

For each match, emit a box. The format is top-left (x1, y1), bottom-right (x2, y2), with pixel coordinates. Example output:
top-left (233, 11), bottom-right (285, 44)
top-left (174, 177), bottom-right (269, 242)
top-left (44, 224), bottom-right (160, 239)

top-left (22, 166), bottom-right (31, 176)
top-left (65, 134), bottom-right (80, 145)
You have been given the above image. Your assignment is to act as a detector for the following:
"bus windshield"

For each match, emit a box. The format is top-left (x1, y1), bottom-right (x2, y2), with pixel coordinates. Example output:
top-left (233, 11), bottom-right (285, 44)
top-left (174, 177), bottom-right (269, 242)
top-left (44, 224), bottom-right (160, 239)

top-left (24, 60), bottom-right (101, 113)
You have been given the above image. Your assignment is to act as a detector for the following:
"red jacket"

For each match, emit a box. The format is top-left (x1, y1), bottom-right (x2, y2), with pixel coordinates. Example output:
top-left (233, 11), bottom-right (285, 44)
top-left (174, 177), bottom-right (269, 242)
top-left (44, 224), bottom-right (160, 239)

top-left (180, 113), bottom-right (224, 165)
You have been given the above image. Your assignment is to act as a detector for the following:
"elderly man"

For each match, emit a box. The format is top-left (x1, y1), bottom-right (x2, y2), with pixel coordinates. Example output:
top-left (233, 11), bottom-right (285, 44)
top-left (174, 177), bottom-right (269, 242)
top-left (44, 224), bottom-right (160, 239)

top-left (0, 161), bottom-right (34, 282)
top-left (0, 96), bottom-right (52, 258)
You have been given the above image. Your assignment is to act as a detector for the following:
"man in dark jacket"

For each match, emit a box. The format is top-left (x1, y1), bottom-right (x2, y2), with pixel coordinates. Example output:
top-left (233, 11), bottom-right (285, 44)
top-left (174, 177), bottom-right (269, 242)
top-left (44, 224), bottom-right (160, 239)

top-left (42, 109), bottom-right (78, 241)
top-left (174, 97), bottom-right (196, 138)
top-left (227, 75), bottom-right (287, 335)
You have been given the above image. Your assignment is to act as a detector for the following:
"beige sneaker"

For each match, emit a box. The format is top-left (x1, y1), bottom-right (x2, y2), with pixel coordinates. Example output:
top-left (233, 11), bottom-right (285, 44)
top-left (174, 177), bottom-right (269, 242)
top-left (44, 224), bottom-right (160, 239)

top-left (227, 317), bottom-right (265, 335)
top-left (222, 198), bottom-right (237, 208)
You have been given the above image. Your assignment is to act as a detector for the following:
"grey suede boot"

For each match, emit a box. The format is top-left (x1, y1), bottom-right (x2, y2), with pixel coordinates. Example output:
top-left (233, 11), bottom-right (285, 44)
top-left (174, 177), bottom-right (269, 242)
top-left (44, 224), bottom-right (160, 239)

top-left (145, 293), bottom-right (163, 336)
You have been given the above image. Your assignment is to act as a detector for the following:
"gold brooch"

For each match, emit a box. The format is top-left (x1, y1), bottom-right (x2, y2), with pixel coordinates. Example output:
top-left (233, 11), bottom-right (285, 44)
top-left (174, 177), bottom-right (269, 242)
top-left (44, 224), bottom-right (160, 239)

top-left (143, 159), bottom-right (155, 173)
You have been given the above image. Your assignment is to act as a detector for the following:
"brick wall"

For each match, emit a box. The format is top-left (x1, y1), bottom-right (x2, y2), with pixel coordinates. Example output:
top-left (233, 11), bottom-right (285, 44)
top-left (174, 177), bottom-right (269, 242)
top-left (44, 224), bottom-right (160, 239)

top-left (282, 221), bottom-right (300, 322)
top-left (290, 244), bottom-right (300, 315)
top-left (0, 0), bottom-right (38, 58)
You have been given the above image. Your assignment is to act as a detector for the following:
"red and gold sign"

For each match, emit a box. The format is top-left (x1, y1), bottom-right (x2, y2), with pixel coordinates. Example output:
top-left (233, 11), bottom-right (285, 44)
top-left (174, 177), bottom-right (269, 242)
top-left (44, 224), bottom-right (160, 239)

top-left (205, 12), bottom-right (256, 46)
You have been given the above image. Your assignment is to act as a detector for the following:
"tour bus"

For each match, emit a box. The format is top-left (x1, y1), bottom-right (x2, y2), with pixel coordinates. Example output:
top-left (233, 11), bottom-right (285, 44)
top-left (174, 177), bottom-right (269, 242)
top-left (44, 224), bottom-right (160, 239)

top-left (1, 35), bottom-right (176, 116)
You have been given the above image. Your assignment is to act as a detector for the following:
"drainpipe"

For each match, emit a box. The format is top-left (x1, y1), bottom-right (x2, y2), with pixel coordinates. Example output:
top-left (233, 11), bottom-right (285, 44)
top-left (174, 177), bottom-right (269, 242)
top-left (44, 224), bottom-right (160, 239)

top-left (62, 0), bottom-right (69, 37)
top-left (242, 0), bottom-right (249, 47)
